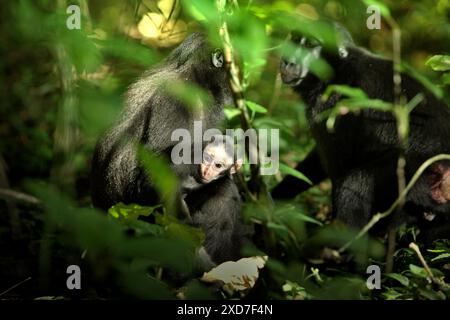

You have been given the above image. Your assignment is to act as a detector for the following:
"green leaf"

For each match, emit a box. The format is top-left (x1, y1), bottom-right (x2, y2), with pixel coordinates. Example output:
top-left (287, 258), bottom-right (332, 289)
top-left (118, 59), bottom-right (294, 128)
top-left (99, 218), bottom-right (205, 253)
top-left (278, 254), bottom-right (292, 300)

top-left (381, 288), bottom-right (404, 300)
top-left (246, 101), bottom-right (268, 114)
top-left (124, 220), bottom-right (165, 238)
top-left (426, 55), bottom-right (450, 72)
top-left (275, 205), bottom-right (323, 226)
top-left (118, 266), bottom-right (173, 299)
top-left (431, 253), bottom-right (450, 262)
top-left (279, 163), bottom-right (313, 185)
top-left (363, 0), bottom-right (391, 17)
top-left (402, 63), bottom-right (444, 99)
top-left (165, 81), bottom-right (212, 113)
top-left (418, 288), bottom-right (446, 300)
top-left (137, 147), bottom-right (178, 210)
top-left (266, 222), bottom-right (290, 237)
top-left (427, 249), bottom-right (447, 253)
top-left (385, 273), bottom-right (410, 287)
top-left (409, 264), bottom-right (428, 278)
top-left (442, 73), bottom-right (450, 85)
top-left (166, 221), bottom-right (204, 248)
top-left (224, 107), bottom-right (241, 120)
top-left (322, 85), bottom-right (368, 102)
top-left (183, 0), bottom-right (219, 22)
top-left (108, 203), bottom-right (161, 221)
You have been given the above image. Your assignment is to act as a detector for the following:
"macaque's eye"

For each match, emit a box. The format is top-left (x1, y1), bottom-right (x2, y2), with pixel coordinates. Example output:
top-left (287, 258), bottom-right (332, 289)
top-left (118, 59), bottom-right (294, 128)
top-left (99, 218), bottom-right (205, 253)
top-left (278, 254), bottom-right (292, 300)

top-left (204, 154), bottom-right (213, 164)
top-left (303, 37), bottom-right (320, 48)
top-left (215, 163), bottom-right (223, 169)
top-left (212, 49), bottom-right (224, 68)
top-left (290, 33), bottom-right (302, 44)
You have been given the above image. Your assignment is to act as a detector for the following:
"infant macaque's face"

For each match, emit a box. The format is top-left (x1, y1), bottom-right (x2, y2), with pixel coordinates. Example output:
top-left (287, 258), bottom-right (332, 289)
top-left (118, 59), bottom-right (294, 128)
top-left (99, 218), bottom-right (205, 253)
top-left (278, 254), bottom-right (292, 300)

top-left (442, 174), bottom-right (450, 201)
top-left (200, 141), bottom-right (236, 183)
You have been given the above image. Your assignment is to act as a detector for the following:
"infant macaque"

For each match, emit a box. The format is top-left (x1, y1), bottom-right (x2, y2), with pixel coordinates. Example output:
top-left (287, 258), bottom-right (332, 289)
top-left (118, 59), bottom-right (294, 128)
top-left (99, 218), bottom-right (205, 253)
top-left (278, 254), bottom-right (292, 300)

top-left (180, 134), bottom-right (242, 193)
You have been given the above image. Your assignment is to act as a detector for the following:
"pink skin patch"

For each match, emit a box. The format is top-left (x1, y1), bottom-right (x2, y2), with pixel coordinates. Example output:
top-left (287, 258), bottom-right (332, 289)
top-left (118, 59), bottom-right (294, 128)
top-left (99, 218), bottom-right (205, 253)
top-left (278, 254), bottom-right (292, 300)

top-left (430, 164), bottom-right (450, 204)
top-left (200, 163), bottom-right (218, 183)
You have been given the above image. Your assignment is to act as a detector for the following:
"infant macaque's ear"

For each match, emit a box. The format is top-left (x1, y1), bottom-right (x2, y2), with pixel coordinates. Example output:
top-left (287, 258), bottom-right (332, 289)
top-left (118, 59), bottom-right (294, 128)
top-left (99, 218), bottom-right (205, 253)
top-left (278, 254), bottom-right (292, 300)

top-left (230, 159), bottom-right (243, 174)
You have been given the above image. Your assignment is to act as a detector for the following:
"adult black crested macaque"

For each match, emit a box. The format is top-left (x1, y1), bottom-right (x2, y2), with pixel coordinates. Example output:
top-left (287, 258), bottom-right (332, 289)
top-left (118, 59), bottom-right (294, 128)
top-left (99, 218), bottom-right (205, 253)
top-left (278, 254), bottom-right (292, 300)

top-left (272, 21), bottom-right (450, 240)
top-left (91, 33), bottom-right (249, 265)
top-left (91, 32), bottom-right (231, 210)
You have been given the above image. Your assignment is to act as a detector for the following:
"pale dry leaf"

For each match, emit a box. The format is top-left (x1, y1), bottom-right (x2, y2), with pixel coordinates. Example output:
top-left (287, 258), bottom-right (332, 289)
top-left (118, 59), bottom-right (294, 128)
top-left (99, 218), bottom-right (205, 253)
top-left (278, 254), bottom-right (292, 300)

top-left (137, 12), bottom-right (187, 48)
top-left (201, 256), bottom-right (268, 292)
top-left (157, 0), bottom-right (179, 20)
top-left (138, 13), bottom-right (164, 39)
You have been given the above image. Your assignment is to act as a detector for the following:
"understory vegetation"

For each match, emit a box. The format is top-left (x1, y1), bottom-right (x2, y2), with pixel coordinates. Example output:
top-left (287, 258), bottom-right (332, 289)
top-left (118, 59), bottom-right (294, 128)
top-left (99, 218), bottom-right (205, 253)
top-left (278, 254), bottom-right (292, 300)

top-left (1, 0), bottom-right (450, 300)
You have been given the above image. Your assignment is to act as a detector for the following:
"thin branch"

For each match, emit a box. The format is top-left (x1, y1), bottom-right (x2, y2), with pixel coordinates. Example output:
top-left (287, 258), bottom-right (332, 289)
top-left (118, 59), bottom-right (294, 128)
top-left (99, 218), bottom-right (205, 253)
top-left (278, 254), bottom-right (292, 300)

top-left (409, 242), bottom-right (448, 288)
top-left (339, 154), bottom-right (450, 253)
top-left (387, 18), bottom-right (404, 272)
top-left (268, 73), bottom-right (282, 115)
top-left (385, 228), bottom-right (396, 273)
top-left (0, 188), bottom-right (41, 205)
top-left (216, 1), bottom-right (267, 199)
top-left (218, 18), bottom-right (251, 130)
top-left (0, 277), bottom-right (32, 297)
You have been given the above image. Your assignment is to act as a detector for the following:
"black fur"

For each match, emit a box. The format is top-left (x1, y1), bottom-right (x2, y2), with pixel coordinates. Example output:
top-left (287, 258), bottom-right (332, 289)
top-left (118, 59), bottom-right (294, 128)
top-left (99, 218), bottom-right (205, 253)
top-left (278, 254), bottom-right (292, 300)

top-left (272, 22), bottom-right (450, 240)
top-left (185, 177), bottom-right (249, 263)
top-left (91, 33), bottom-right (249, 264)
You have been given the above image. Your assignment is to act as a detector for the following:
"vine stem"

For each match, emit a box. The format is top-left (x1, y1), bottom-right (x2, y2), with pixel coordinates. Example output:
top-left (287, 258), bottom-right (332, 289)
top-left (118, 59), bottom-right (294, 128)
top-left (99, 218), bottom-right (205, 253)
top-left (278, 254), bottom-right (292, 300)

top-left (216, 1), bottom-right (267, 199)
top-left (386, 16), bottom-right (404, 273)
top-left (409, 242), bottom-right (448, 288)
top-left (339, 154), bottom-right (450, 253)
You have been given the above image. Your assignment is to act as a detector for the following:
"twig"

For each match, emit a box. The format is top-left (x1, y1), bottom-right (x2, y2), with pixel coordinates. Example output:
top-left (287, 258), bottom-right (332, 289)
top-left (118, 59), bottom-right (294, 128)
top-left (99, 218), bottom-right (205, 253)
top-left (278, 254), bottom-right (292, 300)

top-left (0, 277), bottom-right (32, 297)
top-left (385, 228), bottom-right (396, 273)
top-left (216, 1), bottom-right (267, 199)
top-left (0, 188), bottom-right (41, 205)
top-left (339, 154), bottom-right (450, 253)
top-left (268, 73), bottom-right (282, 115)
top-left (381, 16), bottom-right (404, 272)
top-left (217, 8), bottom-right (251, 129)
top-left (409, 242), bottom-right (448, 288)
top-left (0, 156), bottom-right (22, 239)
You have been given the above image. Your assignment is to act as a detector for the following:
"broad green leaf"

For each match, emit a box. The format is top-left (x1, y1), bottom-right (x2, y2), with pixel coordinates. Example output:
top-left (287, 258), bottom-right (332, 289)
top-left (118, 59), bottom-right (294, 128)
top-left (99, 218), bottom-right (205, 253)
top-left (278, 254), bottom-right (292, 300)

top-left (426, 55), bottom-right (450, 72)
top-left (322, 85), bottom-right (368, 101)
top-left (385, 273), bottom-right (410, 287)
top-left (118, 266), bottom-right (173, 299)
top-left (431, 253), bottom-right (450, 262)
top-left (402, 63), bottom-right (444, 99)
top-left (275, 205), bottom-right (323, 226)
top-left (442, 73), bottom-right (450, 85)
top-left (287, 212), bottom-right (323, 226)
top-left (224, 107), bottom-right (241, 120)
top-left (279, 163), bottom-right (313, 185)
top-left (409, 264), bottom-right (428, 278)
top-left (117, 237), bottom-right (196, 273)
top-left (381, 288), bottom-right (404, 300)
top-left (165, 81), bottom-right (212, 113)
top-left (108, 202), bottom-right (161, 221)
top-left (246, 101), bottom-right (268, 114)
top-left (418, 288), bottom-right (446, 300)
top-left (183, 0), bottom-right (218, 22)
top-left (427, 249), bottom-right (447, 253)
top-left (124, 220), bottom-right (165, 237)
top-left (138, 147), bottom-right (178, 211)
top-left (166, 222), bottom-right (204, 248)
top-left (363, 0), bottom-right (391, 17)
top-left (267, 222), bottom-right (290, 237)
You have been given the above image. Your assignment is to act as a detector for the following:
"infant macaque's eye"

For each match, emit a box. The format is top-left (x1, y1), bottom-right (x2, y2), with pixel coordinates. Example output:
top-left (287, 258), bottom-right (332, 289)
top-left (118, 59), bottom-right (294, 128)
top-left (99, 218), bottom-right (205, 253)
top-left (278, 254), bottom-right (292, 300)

top-left (215, 163), bottom-right (223, 169)
top-left (204, 154), bottom-right (213, 163)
